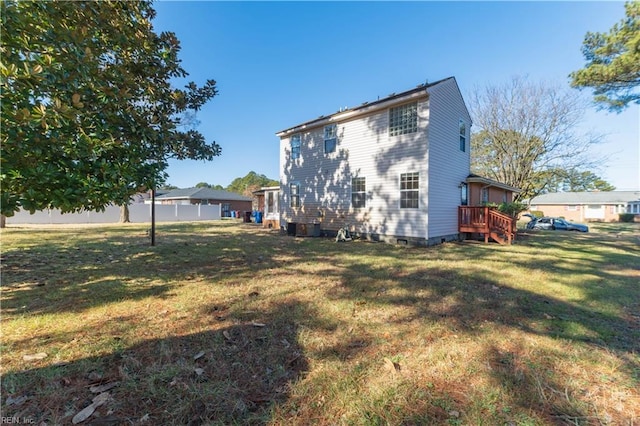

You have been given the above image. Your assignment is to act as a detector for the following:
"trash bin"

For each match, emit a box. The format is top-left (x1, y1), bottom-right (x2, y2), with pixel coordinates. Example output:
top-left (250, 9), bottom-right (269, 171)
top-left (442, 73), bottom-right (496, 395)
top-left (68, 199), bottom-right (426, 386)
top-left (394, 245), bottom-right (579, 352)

top-left (231, 210), bottom-right (236, 218)
top-left (287, 222), bottom-right (296, 236)
top-left (244, 211), bottom-right (251, 223)
top-left (255, 211), bottom-right (263, 224)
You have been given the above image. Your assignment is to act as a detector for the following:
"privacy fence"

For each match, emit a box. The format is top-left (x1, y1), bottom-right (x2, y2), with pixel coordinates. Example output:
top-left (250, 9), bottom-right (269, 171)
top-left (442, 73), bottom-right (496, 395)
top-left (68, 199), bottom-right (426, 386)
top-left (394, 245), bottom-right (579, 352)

top-left (6, 203), bottom-right (222, 225)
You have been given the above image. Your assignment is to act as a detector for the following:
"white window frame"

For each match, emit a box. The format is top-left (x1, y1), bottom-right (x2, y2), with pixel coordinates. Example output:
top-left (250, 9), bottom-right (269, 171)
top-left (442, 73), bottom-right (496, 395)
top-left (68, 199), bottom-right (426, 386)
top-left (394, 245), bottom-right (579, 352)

top-left (459, 120), bottom-right (466, 152)
top-left (400, 172), bottom-right (419, 209)
top-left (351, 177), bottom-right (366, 208)
top-left (389, 102), bottom-right (418, 137)
top-left (290, 182), bottom-right (300, 208)
top-left (324, 124), bottom-right (337, 154)
top-left (291, 134), bottom-right (301, 159)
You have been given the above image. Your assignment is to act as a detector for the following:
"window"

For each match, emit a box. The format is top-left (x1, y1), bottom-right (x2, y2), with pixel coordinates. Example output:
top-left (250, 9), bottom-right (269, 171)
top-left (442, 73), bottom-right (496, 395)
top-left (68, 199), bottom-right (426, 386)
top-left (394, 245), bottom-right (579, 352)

top-left (324, 124), bottom-right (337, 154)
top-left (290, 182), bottom-right (300, 208)
top-left (400, 172), bottom-right (419, 208)
top-left (389, 102), bottom-right (418, 136)
top-left (459, 120), bottom-right (466, 152)
top-left (291, 134), bottom-right (301, 159)
top-left (481, 188), bottom-right (489, 203)
top-left (267, 192), bottom-right (274, 214)
top-left (352, 177), bottom-right (366, 208)
top-left (567, 205), bottom-right (578, 211)
top-left (460, 183), bottom-right (468, 206)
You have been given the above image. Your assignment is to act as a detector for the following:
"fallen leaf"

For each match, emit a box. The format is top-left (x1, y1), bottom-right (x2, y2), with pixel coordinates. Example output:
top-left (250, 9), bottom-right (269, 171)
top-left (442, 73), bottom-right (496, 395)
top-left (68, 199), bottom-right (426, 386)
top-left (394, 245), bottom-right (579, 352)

top-left (193, 351), bottom-right (205, 360)
top-left (6, 395), bottom-right (29, 406)
top-left (251, 322), bottom-right (266, 327)
top-left (89, 382), bottom-right (119, 393)
top-left (194, 368), bottom-right (204, 376)
top-left (223, 330), bottom-right (232, 341)
top-left (23, 352), bottom-right (48, 361)
top-left (140, 414), bottom-right (150, 423)
top-left (72, 392), bottom-right (110, 424)
top-left (384, 358), bottom-right (401, 374)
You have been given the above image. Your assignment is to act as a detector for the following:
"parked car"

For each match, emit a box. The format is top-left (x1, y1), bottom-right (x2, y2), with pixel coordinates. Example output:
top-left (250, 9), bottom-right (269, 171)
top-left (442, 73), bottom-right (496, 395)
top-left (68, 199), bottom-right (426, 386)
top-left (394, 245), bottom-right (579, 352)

top-left (525, 216), bottom-right (589, 232)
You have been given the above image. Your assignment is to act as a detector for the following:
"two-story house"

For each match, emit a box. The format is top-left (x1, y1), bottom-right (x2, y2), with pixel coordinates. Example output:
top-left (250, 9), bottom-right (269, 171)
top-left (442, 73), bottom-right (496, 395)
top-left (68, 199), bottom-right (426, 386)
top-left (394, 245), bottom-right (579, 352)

top-left (276, 77), bottom-right (517, 245)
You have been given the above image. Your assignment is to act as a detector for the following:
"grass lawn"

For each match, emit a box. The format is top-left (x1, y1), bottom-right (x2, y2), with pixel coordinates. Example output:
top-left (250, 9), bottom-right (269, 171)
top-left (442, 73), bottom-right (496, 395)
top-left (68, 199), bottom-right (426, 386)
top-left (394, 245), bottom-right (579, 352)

top-left (1, 221), bottom-right (638, 425)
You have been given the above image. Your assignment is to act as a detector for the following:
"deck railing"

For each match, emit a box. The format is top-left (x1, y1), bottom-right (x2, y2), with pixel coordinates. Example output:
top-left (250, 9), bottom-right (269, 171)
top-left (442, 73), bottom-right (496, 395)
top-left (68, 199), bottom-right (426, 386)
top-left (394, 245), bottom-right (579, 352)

top-left (458, 206), bottom-right (516, 244)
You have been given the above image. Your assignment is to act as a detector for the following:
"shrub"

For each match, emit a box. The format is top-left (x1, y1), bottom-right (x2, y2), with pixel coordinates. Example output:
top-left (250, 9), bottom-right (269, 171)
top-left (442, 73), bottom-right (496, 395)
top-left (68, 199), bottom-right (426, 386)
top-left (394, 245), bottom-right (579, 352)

top-left (618, 213), bottom-right (635, 223)
top-left (482, 202), bottom-right (527, 217)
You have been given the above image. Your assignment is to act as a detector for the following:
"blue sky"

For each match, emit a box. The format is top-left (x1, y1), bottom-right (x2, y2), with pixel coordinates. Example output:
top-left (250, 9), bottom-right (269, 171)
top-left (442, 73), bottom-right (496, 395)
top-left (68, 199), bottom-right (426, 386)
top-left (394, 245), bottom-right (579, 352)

top-left (152, 1), bottom-right (639, 191)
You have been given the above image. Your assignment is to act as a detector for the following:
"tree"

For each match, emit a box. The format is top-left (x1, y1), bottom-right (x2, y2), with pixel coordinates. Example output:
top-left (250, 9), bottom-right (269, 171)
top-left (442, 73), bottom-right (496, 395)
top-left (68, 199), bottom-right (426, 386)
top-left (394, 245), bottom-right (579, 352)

top-left (1, 1), bottom-right (221, 220)
top-left (227, 171), bottom-right (278, 197)
top-left (570, 1), bottom-right (640, 111)
top-left (195, 182), bottom-right (212, 188)
top-left (469, 76), bottom-right (602, 201)
top-left (528, 168), bottom-right (616, 194)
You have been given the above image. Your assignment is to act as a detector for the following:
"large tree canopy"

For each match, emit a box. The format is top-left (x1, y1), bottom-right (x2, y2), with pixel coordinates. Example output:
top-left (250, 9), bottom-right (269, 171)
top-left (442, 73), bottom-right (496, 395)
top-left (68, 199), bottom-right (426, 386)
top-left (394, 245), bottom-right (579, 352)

top-left (570, 1), bottom-right (640, 111)
top-left (227, 171), bottom-right (279, 198)
top-left (1, 0), bottom-right (221, 217)
top-left (469, 76), bottom-right (602, 201)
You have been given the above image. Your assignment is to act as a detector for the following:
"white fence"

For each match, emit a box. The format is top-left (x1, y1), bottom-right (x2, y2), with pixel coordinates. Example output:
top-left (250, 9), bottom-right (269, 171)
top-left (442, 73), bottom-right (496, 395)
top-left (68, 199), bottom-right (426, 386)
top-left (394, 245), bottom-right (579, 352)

top-left (6, 203), bottom-right (221, 225)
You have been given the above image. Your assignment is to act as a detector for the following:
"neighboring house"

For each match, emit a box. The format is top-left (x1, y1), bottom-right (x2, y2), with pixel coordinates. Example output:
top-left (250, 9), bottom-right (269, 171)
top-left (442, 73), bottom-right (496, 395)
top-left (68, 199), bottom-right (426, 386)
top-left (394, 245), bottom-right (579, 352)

top-left (276, 77), bottom-right (518, 245)
top-left (156, 188), bottom-right (252, 217)
top-left (526, 191), bottom-right (640, 222)
top-left (253, 186), bottom-right (280, 228)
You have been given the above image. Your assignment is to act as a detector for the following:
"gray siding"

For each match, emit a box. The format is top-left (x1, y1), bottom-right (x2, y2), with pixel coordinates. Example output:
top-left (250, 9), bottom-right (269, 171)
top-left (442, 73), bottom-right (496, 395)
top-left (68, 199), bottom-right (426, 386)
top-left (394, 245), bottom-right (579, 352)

top-left (426, 79), bottom-right (472, 239)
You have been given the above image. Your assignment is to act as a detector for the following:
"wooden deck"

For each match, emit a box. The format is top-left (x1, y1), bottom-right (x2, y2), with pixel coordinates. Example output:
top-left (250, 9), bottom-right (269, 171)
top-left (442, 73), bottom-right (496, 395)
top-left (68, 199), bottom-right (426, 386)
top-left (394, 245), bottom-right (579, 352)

top-left (458, 206), bottom-right (517, 245)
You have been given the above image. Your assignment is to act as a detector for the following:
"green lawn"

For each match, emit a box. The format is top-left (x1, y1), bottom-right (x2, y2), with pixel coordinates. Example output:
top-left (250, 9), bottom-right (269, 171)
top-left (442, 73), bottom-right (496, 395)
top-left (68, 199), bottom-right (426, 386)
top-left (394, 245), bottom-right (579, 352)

top-left (1, 221), bottom-right (638, 425)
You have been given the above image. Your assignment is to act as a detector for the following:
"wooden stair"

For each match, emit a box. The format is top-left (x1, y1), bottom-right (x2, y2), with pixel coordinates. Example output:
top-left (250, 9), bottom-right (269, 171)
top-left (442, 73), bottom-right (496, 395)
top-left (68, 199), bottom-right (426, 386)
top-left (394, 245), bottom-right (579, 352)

top-left (459, 206), bottom-right (516, 245)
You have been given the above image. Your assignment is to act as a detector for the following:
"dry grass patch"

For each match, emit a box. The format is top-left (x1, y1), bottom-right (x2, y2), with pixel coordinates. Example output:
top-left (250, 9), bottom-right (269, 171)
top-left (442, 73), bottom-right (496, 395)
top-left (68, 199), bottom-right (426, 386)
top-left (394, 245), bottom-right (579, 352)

top-left (1, 221), bottom-right (638, 424)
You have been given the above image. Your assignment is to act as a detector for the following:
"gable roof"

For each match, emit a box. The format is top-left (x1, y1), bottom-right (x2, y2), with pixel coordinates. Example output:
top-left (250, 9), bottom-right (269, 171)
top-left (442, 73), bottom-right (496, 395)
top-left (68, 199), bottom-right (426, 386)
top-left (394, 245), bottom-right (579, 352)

top-left (528, 191), bottom-right (640, 205)
top-left (276, 77), bottom-right (458, 136)
top-left (156, 188), bottom-right (252, 201)
top-left (466, 174), bottom-right (521, 193)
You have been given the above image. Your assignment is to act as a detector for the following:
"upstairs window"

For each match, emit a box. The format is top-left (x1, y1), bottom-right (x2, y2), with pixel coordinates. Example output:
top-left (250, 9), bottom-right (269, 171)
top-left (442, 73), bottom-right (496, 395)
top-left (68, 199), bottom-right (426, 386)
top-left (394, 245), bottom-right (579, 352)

top-left (400, 172), bottom-right (419, 208)
top-left (389, 102), bottom-right (418, 136)
top-left (459, 120), bottom-right (466, 152)
top-left (290, 182), bottom-right (300, 208)
top-left (324, 124), bottom-right (337, 154)
top-left (291, 134), bottom-right (301, 159)
top-left (352, 177), bottom-right (366, 208)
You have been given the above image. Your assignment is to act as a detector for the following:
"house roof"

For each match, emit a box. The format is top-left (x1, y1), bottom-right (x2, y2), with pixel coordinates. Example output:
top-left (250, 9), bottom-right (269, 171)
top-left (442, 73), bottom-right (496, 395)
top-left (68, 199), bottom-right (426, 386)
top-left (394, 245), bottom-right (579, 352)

top-left (527, 191), bottom-right (640, 205)
top-left (252, 186), bottom-right (280, 195)
top-left (276, 77), bottom-right (457, 136)
top-left (156, 188), bottom-right (252, 201)
top-left (466, 174), bottom-right (521, 193)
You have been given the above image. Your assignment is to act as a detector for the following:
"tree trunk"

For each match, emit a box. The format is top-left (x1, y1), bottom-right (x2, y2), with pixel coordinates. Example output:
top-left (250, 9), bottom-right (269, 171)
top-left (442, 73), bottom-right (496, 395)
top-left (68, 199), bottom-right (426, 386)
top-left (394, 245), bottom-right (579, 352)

top-left (119, 204), bottom-right (130, 223)
top-left (0, 215), bottom-right (6, 228)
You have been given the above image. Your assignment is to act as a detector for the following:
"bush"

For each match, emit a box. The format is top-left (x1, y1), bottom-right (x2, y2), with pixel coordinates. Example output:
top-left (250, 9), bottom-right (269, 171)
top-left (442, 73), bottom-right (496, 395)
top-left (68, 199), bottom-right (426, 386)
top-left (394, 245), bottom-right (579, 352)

top-left (618, 213), bottom-right (636, 223)
top-left (529, 210), bottom-right (544, 218)
top-left (482, 202), bottom-right (528, 217)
